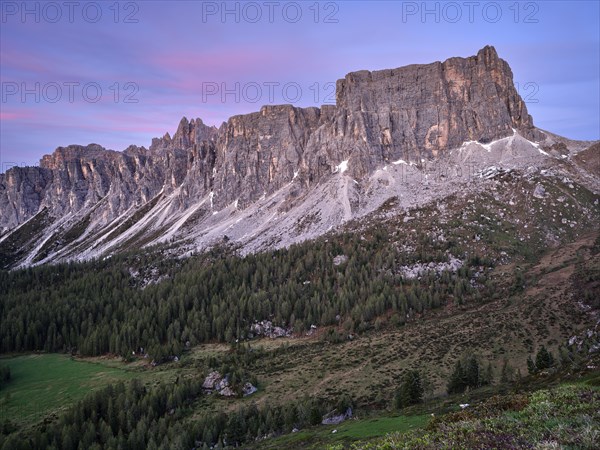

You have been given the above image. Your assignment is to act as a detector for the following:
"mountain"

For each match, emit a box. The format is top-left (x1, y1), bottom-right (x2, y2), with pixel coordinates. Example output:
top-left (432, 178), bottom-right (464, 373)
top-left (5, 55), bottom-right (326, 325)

top-left (1, 45), bottom-right (599, 450)
top-left (0, 46), bottom-right (598, 269)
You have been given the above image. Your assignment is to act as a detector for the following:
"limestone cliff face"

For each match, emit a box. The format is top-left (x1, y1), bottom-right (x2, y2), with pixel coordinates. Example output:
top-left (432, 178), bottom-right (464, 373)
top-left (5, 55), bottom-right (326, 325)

top-left (0, 166), bottom-right (52, 229)
top-left (304, 45), bottom-right (537, 180)
top-left (0, 119), bottom-right (220, 232)
top-left (210, 105), bottom-right (323, 209)
top-left (0, 46), bottom-right (542, 261)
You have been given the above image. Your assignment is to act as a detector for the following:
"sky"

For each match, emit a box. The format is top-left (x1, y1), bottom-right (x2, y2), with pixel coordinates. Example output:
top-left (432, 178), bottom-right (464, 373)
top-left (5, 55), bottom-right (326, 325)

top-left (1, 0), bottom-right (599, 170)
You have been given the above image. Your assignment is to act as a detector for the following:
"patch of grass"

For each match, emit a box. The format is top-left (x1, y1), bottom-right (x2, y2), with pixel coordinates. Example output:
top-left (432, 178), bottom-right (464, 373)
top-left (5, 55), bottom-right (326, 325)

top-left (0, 209), bottom-right (50, 269)
top-left (332, 415), bottom-right (429, 439)
top-left (259, 414), bottom-right (429, 449)
top-left (34, 214), bottom-right (94, 263)
top-left (0, 354), bottom-right (137, 425)
top-left (62, 213), bottom-right (92, 244)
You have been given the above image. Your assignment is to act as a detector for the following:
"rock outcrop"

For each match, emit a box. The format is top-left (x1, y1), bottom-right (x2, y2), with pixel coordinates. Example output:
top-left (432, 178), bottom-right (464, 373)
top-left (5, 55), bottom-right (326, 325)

top-left (304, 45), bottom-right (540, 181)
top-left (321, 407), bottom-right (353, 425)
top-left (202, 371), bottom-right (256, 397)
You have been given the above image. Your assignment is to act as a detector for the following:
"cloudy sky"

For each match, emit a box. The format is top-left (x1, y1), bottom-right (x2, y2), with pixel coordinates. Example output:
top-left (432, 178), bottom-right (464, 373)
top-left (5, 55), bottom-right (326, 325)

top-left (1, 0), bottom-right (598, 169)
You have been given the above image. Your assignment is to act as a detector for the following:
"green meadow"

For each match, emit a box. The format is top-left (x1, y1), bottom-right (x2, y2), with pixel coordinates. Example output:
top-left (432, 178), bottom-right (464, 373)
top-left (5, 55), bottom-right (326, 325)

top-left (260, 414), bottom-right (430, 449)
top-left (0, 354), bottom-right (137, 425)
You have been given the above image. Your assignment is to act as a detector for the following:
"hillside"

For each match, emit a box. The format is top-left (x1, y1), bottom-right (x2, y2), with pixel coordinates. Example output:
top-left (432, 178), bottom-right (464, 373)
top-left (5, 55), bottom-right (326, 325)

top-left (0, 45), bottom-right (599, 449)
top-left (1, 172), bottom-right (598, 448)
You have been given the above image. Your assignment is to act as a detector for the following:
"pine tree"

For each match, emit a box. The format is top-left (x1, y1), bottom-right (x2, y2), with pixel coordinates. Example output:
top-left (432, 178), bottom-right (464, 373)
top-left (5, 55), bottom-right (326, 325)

top-left (447, 355), bottom-right (493, 394)
top-left (447, 360), bottom-right (466, 394)
top-left (309, 405), bottom-right (322, 426)
top-left (500, 358), bottom-right (513, 383)
top-left (535, 346), bottom-right (554, 371)
top-left (395, 370), bottom-right (424, 408)
top-left (464, 355), bottom-right (480, 388)
top-left (484, 362), bottom-right (494, 386)
top-left (0, 365), bottom-right (11, 388)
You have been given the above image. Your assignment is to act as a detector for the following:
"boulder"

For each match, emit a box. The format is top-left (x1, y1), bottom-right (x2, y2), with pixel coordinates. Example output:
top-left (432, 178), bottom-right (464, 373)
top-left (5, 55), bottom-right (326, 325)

top-left (243, 382), bottom-right (258, 396)
top-left (321, 407), bottom-right (353, 425)
top-left (533, 184), bottom-right (546, 199)
top-left (202, 371), bottom-right (222, 390)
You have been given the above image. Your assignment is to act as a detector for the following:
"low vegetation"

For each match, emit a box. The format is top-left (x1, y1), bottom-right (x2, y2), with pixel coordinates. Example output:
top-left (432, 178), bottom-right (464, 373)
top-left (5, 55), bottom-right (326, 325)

top-left (0, 177), bottom-right (597, 448)
top-left (349, 383), bottom-right (599, 449)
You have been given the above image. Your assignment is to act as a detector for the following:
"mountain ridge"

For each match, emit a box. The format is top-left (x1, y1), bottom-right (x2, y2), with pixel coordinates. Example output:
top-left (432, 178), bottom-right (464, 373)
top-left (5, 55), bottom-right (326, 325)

top-left (0, 45), bottom-right (598, 268)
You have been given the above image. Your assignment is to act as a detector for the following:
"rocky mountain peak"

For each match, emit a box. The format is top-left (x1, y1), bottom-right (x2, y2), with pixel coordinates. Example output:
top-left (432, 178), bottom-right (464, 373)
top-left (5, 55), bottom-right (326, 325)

top-left (2, 46), bottom-right (591, 268)
top-left (476, 44), bottom-right (499, 64)
top-left (302, 45), bottom-right (539, 180)
top-left (164, 116), bottom-right (219, 151)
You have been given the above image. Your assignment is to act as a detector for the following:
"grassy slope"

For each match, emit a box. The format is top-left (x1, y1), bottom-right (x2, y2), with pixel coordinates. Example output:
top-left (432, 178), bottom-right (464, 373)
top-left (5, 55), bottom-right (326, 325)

top-left (261, 415), bottom-right (430, 449)
top-left (348, 382), bottom-right (600, 449)
top-left (255, 362), bottom-right (600, 449)
top-left (2, 230), bottom-right (596, 442)
top-left (0, 354), bottom-right (139, 425)
top-left (0, 172), bottom-right (597, 447)
top-left (183, 232), bottom-right (597, 413)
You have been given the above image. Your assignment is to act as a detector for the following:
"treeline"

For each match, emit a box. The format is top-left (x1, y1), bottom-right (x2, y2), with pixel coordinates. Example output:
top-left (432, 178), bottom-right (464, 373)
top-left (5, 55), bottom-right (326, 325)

top-left (191, 395), bottom-right (350, 448)
top-left (0, 227), bottom-right (492, 360)
top-left (392, 356), bottom-right (495, 409)
top-left (0, 377), bottom-right (202, 450)
top-left (447, 355), bottom-right (494, 394)
top-left (0, 376), bottom-right (347, 450)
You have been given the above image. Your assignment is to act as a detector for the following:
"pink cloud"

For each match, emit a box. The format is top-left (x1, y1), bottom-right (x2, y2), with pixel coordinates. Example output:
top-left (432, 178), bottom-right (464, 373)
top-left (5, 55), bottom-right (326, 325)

top-left (0, 48), bottom-right (61, 79)
top-left (0, 111), bottom-right (36, 120)
top-left (149, 48), bottom-right (273, 73)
